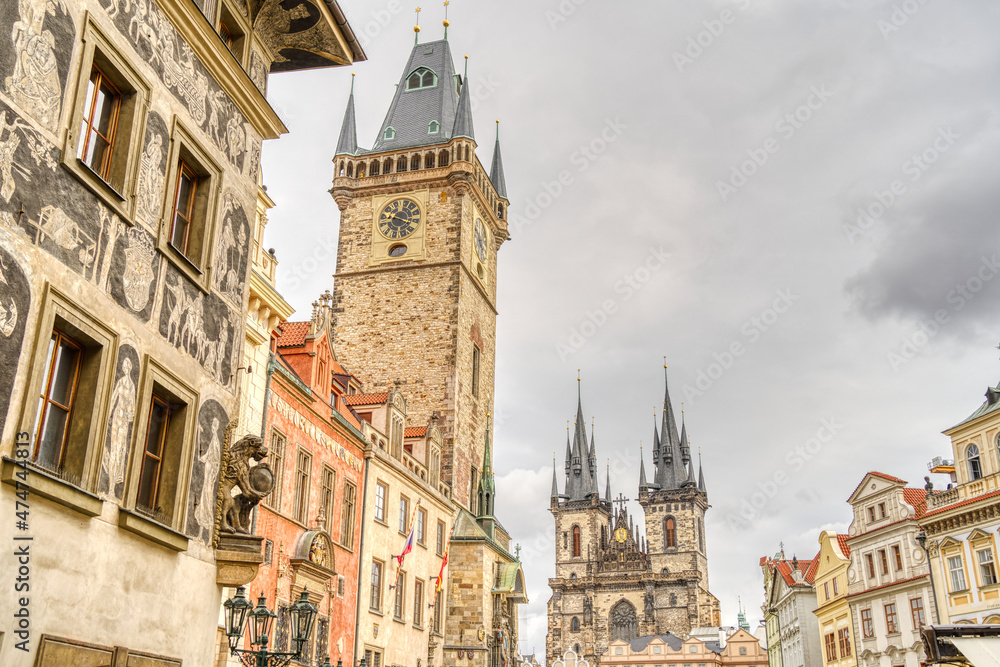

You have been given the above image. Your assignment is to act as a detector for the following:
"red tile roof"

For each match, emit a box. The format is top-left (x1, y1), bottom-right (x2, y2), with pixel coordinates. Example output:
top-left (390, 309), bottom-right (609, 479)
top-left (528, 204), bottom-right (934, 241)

top-left (343, 392), bottom-right (389, 406)
top-left (404, 427), bottom-right (427, 438)
top-left (276, 321), bottom-right (309, 347)
top-left (774, 556), bottom-right (817, 586)
top-left (847, 574), bottom-right (928, 598)
top-left (921, 488), bottom-right (1000, 519)
top-left (837, 534), bottom-right (851, 557)
top-left (902, 488), bottom-right (930, 517)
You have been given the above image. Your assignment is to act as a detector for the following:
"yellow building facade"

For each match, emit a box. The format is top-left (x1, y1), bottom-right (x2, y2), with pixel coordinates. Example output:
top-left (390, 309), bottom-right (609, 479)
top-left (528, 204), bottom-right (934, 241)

top-left (811, 532), bottom-right (855, 667)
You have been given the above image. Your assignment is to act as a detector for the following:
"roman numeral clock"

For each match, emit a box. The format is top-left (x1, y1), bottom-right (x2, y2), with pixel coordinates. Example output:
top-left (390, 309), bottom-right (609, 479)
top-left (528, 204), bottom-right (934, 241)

top-left (368, 191), bottom-right (430, 263)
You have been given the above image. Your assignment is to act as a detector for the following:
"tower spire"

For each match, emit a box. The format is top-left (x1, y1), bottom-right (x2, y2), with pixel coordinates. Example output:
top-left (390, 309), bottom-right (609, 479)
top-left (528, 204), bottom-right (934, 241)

top-left (414, 6), bottom-right (421, 44)
top-left (698, 447), bottom-right (707, 493)
top-left (443, 1), bottom-right (450, 40)
top-left (551, 456), bottom-right (559, 500)
top-left (453, 63), bottom-right (476, 141)
top-left (604, 460), bottom-right (611, 502)
top-left (490, 120), bottom-right (508, 199)
top-left (334, 74), bottom-right (358, 157)
top-left (639, 445), bottom-right (648, 490)
top-left (477, 413), bottom-right (495, 517)
top-left (655, 361), bottom-right (684, 490)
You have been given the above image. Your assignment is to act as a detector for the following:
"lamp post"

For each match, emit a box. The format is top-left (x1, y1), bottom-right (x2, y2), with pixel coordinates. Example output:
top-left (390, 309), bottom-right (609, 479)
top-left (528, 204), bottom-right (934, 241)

top-left (224, 586), bottom-right (319, 667)
top-left (915, 530), bottom-right (942, 625)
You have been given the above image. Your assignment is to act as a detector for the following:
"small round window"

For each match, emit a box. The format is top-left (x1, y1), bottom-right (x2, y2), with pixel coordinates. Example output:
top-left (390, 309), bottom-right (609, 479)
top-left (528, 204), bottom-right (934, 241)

top-left (388, 244), bottom-right (407, 257)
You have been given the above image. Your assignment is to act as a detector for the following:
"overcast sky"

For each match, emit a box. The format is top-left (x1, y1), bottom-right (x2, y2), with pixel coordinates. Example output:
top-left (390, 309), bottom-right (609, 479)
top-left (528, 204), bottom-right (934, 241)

top-left (261, 0), bottom-right (1000, 660)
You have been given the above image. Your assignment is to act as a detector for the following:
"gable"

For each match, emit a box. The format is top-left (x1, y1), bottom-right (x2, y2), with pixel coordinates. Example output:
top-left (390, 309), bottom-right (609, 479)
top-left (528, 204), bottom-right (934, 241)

top-left (849, 471), bottom-right (907, 504)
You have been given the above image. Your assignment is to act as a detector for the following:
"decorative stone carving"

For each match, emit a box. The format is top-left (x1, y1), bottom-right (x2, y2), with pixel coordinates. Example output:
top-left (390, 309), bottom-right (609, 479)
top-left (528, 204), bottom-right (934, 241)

top-left (219, 434), bottom-right (273, 534)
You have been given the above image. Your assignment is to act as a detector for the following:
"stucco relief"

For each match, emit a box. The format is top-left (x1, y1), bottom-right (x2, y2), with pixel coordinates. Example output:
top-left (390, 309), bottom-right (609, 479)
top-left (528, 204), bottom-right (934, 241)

top-left (0, 246), bottom-right (29, 428)
top-left (135, 111), bottom-right (168, 228)
top-left (99, 344), bottom-right (140, 499)
top-left (2, 0), bottom-right (73, 135)
top-left (186, 399), bottom-right (228, 541)
top-left (0, 109), bottom-right (57, 205)
top-left (212, 191), bottom-right (250, 303)
top-left (104, 0), bottom-right (255, 174)
top-left (159, 265), bottom-right (239, 384)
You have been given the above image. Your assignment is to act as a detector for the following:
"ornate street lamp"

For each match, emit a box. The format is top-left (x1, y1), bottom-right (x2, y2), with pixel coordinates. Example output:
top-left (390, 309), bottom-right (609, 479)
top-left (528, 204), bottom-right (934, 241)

top-left (223, 587), bottom-right (319, 667)
top-left (915, 530), bottom-right (942, 625)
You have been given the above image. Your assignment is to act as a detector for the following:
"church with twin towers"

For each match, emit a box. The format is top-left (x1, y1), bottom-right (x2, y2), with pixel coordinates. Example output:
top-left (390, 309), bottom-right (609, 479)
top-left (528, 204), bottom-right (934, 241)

top-left (546, 370), bottom-right (721, 665)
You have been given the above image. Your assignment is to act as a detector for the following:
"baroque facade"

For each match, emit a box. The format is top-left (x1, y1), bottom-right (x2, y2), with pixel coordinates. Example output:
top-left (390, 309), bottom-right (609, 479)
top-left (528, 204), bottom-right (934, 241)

top-left (328, 25), bottom-right (526, 667)
top-left (811, 532), bottom-right (856, 667)
top-left (844, 472), bottom-right (935, 667)
top-left (546, 373), bottom-right (719, 666)
top-left (921, 380), bottom-right (1000, 625)
top-left (0, 0), bottom-right (362, 663)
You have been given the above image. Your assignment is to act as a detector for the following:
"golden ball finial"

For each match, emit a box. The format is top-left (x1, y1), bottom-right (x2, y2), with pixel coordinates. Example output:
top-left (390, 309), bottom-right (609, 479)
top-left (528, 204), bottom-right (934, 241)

top-left (443, 19), bottom-right (450, 26)
top-left (414, 24), bottom-right (421, 32)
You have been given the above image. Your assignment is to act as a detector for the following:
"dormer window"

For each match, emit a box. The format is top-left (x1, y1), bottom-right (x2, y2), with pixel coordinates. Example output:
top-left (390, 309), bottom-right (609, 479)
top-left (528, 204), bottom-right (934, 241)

top-left (384, 127), bottom-right (396, 140)
top-left (428, 120), bottom-right (440, 134)
top-left (406, 67), bottom-right (437, 91)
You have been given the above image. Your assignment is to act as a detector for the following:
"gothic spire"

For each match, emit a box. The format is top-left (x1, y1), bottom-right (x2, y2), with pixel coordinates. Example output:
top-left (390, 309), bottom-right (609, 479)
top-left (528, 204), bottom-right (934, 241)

top-left (566, 376), bottom-right (597, 500)
top-left (334, 75), bottom-right (358, 156)
top-left (680, 405), bottom-right (691, 465)
top-left (651, 410), bottom-right (661, 465)
top-left (698, 450), bottom-right (707, 493)
top-left (477, 415), bottom-right (495, 517)
top-left (452, 59), bottom-right (475, 141)
top-left (639, 446), bottom-right (648, 490)
top-left (551, 457), bottom-right (560, 499)
top-left (604, 462), bottom-right (611, 502)
top-left (654, 364), bottom-right (685, 490)
top-left (490, 121), bottom-right (508, 199)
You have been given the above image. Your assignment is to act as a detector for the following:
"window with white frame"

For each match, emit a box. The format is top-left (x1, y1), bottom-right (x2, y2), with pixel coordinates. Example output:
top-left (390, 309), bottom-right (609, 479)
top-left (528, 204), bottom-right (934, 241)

top-left (949, 555), bottom-right (968, 592)
top-left (979, 548), bottom-right (998, 586)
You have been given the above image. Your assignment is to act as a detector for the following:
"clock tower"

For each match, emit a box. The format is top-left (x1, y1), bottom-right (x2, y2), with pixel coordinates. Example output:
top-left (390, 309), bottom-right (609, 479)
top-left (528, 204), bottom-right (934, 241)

top-left (329, 36), bottom-right (509, 511)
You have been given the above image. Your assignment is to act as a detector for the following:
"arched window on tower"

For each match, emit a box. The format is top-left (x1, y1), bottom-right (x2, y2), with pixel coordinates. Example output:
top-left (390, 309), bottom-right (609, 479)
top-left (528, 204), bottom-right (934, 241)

top-left (670, 594), bottom-right (676, 606)
top-left (383, 158), bottom-right (393, 173)
top-left (397, 156), bottom-right (407, 172)
top-left (610, 600), bottom-right (638, 642)
top-left (411, 154), bottom-right (421, 170)
top-left (664, 517), bottom-right (676, 549)
top-left (356, 161), bottom-right (366, 178)
top-left (338, 160), bottom-right (344, 176)
top-left (572, 525), bottom-right (581, 557)
top-left (425, 152), bottom-right (435, 168)
top-left (346, 162), bottom-right (354, 178)
top-left (571, 617), bottom-right (580, 632)
top-left (439, 150), bottom-right (449, 166)
top-left (370, 160), bottom-right (380, 176)
top-left (574, 644), bottom-right (580, 656)
top-left (969, 444), bottom-right (983, 480)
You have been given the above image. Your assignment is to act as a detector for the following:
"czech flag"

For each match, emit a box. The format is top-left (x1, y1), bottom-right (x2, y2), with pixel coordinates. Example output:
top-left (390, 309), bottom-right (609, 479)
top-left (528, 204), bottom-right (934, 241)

top-left (397, 524), bottom-right (415, 567)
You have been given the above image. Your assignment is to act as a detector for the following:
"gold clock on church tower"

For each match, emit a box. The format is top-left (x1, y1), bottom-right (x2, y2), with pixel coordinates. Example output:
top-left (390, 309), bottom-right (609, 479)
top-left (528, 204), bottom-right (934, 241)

top-left (472, 215), bottom-right (490, 286)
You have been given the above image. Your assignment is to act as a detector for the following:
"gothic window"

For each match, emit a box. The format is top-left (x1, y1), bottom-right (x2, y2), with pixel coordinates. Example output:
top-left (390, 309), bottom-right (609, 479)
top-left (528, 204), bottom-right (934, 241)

top-left (571, 617), bottom-right (579, 632)
top-left (406, 67), bottom-right (437, 90)
top-left (968, 444), bottom-right (983, 480)
top-left (383, 158), bottom-right (393, 173)
top-left (411, 154), bottom-right (421, 170)
top-left (426, 152), bottom-right (436, 168)
top-left (664, 517), bottom-right (676, 549)
top-left (610, 600), bottom-right (638, 642)
top-left (338, 160), bottom-right (345, 176)
top-left (440, 150), bottom-right (449, 166)
top-left (371, 160), bottom-right (380, 176)
top-left (574, 644), bottom-right (580, 655)
top-left (347, 162), bottom-right (354, 177)
top-left (357, 161), bottom-right (366, 178)
top-left (698, 518), bottom-right (704, 552)
top-left (429, 120), bottom-right (440, 134)
top-left (572, 525), bottom-right (581, 557)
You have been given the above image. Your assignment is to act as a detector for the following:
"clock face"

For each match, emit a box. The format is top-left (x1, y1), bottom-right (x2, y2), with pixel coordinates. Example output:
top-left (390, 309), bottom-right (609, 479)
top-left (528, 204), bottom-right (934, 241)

top-left (614, 526), bottom-right (628, 543)
top-left (378, 198), bottom-right (421, 240)
top-left (474, 218), bottom-right (488, 261)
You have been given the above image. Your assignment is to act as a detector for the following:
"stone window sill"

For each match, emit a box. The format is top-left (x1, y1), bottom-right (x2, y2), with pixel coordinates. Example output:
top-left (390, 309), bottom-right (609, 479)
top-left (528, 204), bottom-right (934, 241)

top-left (118, 507), bottom-right (189, 551)
top-left (1, 457), bottom-right (102, 517)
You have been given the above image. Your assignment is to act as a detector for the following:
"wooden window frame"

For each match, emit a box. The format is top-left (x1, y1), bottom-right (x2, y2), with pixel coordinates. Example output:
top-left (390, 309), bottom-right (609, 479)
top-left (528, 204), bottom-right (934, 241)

top-left (866, 553), bottom-right (876, 579)
top-left (665, 517), bottom-right (677, 549)
top-left (293, 448), bottom-right (311, 525)
top-left (860, 608), bottom-right (873, 638)
top-left (436, 520), bottom-right (445, 555)
top-left (320, 465), bottom-right (336, 528)
top-left (370, 560), bottom-right (383, 612)
top-left (884, 603), bottom-right (898, 634)
top-left (263, 429), bottom-right (285, 511)
top-left (157, 118), bottom-right (222, 292)
top-left (399, 495), bottom-right (409, 535)
top-left (340, 480), bottom-right (356, 548)
top-left (374, 481), bottom-right (387, 523)
top-left (393, 570), bottom-right (406, 621)
top-left (838, 628), bottom-right (851, 657)
top-left (572, 525), bottom-right (581, 557)
top-left (416, 507), bottom-right (426, 545)
top-left (910, 598), bottom-right (925, 628)
top-left (77, 66), bottom-right (122, 181)
top-left (63, 17), bottom-right (150, 221)
top-left (18, 285), bottom-right (118, 495)
top-left (413, 579), bottom-right (423, 628)
top-left (824, 633), bottom-right (836, 663)
top-left (33, 330), bottom-right (83, 473)
top-left (124, 356), bottom-right (198, 532)
top-left (879, 549), bottom-right (889, 575)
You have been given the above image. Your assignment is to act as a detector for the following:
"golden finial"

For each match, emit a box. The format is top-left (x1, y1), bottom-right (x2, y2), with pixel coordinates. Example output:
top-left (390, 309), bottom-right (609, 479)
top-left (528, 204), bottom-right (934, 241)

top-left (663, 355), bottom-right (667, 369)
top-left (577, 368), bottom-right (581, 382)
top-left (414, 6), bottom-right (421, 41)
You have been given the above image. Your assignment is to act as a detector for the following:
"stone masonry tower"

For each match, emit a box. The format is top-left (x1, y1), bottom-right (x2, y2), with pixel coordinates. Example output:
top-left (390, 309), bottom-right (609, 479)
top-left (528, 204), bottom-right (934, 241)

top-left (547, 371), bottom-right (720, 666)
top-left (638, 368), bottom-right (720, 629)
top-left (330, 35), bottom-right (509, 511)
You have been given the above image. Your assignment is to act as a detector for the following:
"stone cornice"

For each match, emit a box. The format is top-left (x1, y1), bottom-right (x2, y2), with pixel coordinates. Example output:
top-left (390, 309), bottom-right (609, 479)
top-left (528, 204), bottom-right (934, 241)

top-left (249, 267), bottom-right (295, 321)
top-left (156, 0), bottom-right (287, 139)
top-left (921, 496), bottom-right (1000, 536)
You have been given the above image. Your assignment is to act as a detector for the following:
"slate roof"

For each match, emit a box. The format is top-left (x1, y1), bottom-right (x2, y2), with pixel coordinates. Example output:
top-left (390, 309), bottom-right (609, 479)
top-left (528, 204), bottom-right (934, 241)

top-left (627, 634), bottom-right (685, 652)
top-left (335, 86), bottom-right (358, 156)
top-left (343, 392), bottom-right (389, 406)
top-left (490, 131), bottom-right (507, 198)
top-left (949, 384), bottom-right (1000, 430)
top-left (276, 321), bottom-right (309, 347)
top-left (371, 39), bottom-right (461, 153)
